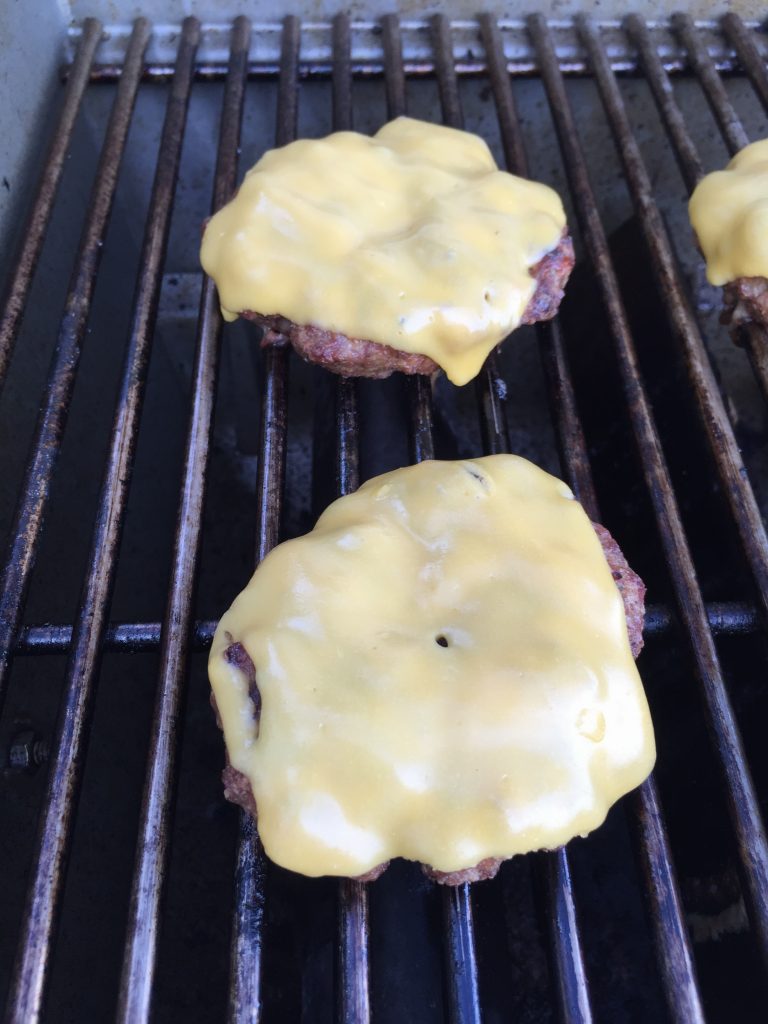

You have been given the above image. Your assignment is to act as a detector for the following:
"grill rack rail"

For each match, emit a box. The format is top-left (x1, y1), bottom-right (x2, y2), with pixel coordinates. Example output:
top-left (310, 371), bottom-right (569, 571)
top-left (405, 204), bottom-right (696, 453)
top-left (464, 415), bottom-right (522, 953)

top-left (2, 10), bottom-right (768, 1023)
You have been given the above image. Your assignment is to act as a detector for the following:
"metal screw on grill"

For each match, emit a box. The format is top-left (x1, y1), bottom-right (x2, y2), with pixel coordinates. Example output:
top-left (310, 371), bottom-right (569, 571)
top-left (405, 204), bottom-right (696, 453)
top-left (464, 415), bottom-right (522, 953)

top-left (7, 729), bottom-right (49, 773)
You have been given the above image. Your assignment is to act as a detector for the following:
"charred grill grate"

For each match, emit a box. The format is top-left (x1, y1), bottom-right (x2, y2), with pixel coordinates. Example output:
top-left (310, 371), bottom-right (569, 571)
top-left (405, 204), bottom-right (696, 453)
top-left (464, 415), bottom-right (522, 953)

top-left (2, 11), bottom-right (768, 1023)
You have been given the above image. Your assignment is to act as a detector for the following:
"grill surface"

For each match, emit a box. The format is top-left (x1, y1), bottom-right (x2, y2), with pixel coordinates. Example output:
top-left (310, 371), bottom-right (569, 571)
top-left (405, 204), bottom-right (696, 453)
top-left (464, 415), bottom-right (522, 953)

top-left (2, 12), bottom-right (768, 1023)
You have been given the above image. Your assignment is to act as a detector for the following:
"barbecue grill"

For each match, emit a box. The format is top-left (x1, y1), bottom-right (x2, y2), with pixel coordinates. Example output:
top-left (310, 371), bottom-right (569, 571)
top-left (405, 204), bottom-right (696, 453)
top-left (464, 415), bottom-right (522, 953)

top-left (2, 7), bottom-right (768, 1022)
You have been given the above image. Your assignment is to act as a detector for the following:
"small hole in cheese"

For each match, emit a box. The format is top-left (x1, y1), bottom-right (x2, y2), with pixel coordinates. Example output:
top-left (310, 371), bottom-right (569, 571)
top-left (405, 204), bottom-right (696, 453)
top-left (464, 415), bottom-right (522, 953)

top-left (435, 635), bottom-right (449, 648)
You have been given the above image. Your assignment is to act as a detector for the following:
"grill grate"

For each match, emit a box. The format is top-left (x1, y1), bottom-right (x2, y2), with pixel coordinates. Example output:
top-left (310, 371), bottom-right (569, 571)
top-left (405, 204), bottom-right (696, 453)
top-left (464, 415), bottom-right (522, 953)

top-left (2, 11), bottom-right (768, 1023)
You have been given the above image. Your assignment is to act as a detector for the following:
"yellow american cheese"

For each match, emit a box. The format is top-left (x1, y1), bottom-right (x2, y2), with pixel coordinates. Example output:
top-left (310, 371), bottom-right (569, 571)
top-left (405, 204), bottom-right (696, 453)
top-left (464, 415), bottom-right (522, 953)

top-left (689, 139), bottom-right (768, 285)
top-left (200, 117), bottom-right (567, 386)
top-left (209, 455), bottom-right (655, 879)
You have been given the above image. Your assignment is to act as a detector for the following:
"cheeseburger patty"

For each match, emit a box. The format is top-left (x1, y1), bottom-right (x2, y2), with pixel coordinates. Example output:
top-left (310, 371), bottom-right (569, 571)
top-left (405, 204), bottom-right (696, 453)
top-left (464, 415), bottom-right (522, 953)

top-left (244, 231), bottom-right (575, 380)
top-left (212, 517), bottom-right (644, 886)
top-left (721, 275), bottom-right (768, 335)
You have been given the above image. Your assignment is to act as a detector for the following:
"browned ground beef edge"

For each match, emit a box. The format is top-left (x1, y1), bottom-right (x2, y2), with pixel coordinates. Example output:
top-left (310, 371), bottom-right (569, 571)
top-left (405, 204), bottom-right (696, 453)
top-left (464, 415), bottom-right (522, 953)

top-left (239, 231), bottom-right (575, 380)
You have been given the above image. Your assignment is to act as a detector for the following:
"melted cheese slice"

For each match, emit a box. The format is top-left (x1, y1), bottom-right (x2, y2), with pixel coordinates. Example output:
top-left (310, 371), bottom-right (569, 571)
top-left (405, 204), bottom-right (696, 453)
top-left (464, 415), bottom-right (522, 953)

top-left (689, 139), bottom-right (768, 285)
top-left (200, 117), bottom-right (567, 386)
top-left (209, 456), bottom-right (655, 878)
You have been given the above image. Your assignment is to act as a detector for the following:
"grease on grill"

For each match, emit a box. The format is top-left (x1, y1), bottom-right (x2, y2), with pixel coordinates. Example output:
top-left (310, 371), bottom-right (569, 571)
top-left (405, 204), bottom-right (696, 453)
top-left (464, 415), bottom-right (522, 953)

top-left (208, 456), bottom-right (655, 879)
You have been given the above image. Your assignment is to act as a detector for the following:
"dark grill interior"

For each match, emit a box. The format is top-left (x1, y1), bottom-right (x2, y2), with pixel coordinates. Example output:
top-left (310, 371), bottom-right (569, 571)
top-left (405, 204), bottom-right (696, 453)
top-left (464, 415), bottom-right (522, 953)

top-left (2, 11), bottom-right (768, 1023)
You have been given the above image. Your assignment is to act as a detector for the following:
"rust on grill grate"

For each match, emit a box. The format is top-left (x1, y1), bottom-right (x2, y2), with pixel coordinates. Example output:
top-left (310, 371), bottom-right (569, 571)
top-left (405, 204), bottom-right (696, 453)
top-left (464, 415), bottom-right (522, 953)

top-left (2, 10), bottom-right (768, 1024)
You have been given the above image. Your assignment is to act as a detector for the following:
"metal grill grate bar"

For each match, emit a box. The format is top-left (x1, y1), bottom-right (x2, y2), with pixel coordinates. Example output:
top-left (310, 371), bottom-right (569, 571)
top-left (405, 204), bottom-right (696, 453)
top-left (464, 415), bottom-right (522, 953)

top-left (331, 14), bottom-right (373, 1024)
top-left (228, 17), bottom-right (298, 1024)
top-left (537, 29), bottom-right (703, 1022)
top-left (672, 13), bottom-right (750, 155)
top-left (579, 18), bottom-right (768, 625)
top-left (0, 17), bottom-right (103, 396)
top-left (741, 324), bottom-right (768, 410)
top-left (337, 872), bottom-right (371, 1024)
top-left (722, 13), bottom-right (768, 115)
top-left (485, 15), bottom-right (696, 1022)
top-left (631, 14), bottom-right (768, 410)
top-left (632, 5), bottom-right (768, 962)
top-left (430, 16), bottom-right (495, 1022)
top-left (229, 339), bottom-right (286, 1023)
top-left (5, 12), bottom-right (198, 1017)
top-left (407, 373), bottom-right (437, 462)
top-left (496, 49), bottom-right (603, 1019)
top-left (7, 599), bottom-right (762, 656)
top-left (523, 16), bottom-right (711, 1022)
top-left (574, 15), bottom-right (768, 972)
top-left (4, 13), bottom-right (768, 1022)
top-left (433, 13), bottom-right (594, 1020)
top-left (67, 17), bottom-right (757, 84)
top-left (115, 17), bottom-right (246, 1024)
top-left (228, 325), bottom-right (290, 1024)
top-left (628, 782), bottom-right (704, 1021)
top-left (331, 15), bottom-right (361, 506)
top-left (442, 884), bottom-right (482, 1024)
top-left (625, 18), bottom-right (702, 191)
top-left (381, 18), bottom-right (484, 1021)
top-left (3, 21), bottom-right (152, 1023)
top-left (528, 10), bottom-right (768, 991)
top-left (382, 14), bottom-right (437, 466)
top-left (0, 19), bottom-right (149, 721)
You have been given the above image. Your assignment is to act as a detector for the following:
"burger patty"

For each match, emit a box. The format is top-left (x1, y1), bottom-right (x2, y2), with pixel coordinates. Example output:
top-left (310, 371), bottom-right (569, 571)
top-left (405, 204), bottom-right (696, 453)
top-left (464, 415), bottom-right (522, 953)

top-left (241, 231), bottom-right (575, 380)
top-left (591, 521), bottom-right (645, 660)
top-left (721, 276), bottom-right (768, 334)
top-left (213, 518), bottom-right (644, 886)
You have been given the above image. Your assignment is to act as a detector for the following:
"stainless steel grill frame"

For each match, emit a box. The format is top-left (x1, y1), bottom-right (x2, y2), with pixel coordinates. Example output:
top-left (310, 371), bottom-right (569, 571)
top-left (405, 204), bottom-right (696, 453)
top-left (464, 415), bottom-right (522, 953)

top-left (2, 11), bottom-right (768, 1023)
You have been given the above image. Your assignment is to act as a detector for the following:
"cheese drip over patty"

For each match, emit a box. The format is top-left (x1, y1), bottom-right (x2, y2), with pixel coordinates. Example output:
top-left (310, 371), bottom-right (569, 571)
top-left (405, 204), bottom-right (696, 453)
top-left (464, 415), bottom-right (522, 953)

top-left (200, 117), bottom-right (567, 385)
top-left (689, 139), bottom-right (768, 285)
top-left (209, 456), bottom-right (656, 879)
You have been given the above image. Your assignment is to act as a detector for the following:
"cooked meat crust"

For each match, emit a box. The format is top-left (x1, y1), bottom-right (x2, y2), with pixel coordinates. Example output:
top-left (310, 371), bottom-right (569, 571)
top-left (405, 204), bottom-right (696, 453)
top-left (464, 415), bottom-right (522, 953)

top-left (252, 314), bottom-right (439, 379)
top-left (213, 518), bottom-right (644, 885)
top-left (241, 231), bottom-right (575, 380)
top-left (721, 276), bottom-right (768, 334)
top-left (590, 521), bottom-right (645, 660)
top-left (519, 231), bottom-right (575, 326)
